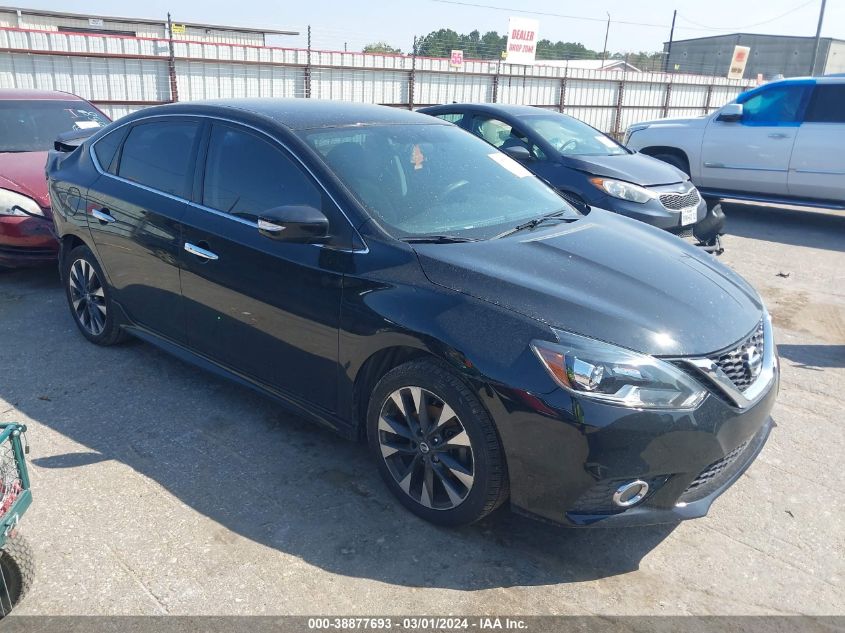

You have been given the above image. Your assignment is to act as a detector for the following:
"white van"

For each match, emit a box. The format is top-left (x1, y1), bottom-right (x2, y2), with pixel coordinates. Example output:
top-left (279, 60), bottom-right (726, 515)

top-left (625, 76), bottom-right (845, 210)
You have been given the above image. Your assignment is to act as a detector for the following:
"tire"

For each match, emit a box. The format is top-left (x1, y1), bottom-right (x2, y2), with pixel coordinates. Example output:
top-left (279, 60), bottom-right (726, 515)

top-left (62, 244), bottom-right (127, 345)
top-left (650, 152), bottom-right (690, 176)
top-left (367, 359), bottom-right (509, 526)
top-left (0, 533), bottom-right (35, 616)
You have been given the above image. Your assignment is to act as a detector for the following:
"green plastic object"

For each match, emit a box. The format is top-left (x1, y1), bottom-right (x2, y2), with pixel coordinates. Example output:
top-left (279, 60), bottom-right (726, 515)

top-left (0, 424), bottom-right (31, 549)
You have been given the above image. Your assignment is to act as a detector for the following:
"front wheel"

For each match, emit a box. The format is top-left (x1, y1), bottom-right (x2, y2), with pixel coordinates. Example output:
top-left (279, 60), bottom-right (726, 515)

top-left (0, 533), bottom-right (35, 616)
top-left (367, 359), bottom-right (509, 526)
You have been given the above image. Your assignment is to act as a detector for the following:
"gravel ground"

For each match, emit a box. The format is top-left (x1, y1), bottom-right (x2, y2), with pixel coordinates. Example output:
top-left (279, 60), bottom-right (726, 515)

top-left (0, 203), bottom-right (842, 616)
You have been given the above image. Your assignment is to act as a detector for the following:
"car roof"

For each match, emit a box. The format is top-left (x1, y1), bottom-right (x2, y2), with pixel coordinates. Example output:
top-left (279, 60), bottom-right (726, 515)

top-left (0, 88), bottom-right (88, 101)
top-left (420, 103), bottom-right (554, 117)
top-left (140, 99), bottom-right (450, 131)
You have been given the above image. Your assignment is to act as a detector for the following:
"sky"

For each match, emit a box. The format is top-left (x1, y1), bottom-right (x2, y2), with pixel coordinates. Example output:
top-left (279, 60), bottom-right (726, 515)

top-left (8, 0), bottom-right (843, 55)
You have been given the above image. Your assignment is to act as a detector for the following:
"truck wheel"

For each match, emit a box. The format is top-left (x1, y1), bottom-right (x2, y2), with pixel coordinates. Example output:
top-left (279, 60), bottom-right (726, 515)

top-left (0, 533), bottom-right (35, 616)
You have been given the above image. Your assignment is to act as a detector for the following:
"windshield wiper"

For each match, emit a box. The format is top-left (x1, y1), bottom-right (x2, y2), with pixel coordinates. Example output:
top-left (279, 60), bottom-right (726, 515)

top-left (401, 235), bottom-right (482, 244)
top-left (494, 209), bottom-right (577, 239)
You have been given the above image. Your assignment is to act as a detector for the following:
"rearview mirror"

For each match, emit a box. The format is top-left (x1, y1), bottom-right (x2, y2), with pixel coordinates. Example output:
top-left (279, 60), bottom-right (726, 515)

top-left (502, 145), bottom-right (533, 162)
top-left (717, 103), bottom-right (743, 122)
top-left (257, 205), bottom-right (329, 242)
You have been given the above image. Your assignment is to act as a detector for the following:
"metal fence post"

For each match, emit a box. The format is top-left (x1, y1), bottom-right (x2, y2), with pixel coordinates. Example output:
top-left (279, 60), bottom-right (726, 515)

top-left (662, 78), bottom-right (673, 118)
top-left (305, 25), bottom-right (312, 99)
top-left (704, 82), bottom-right (714, 115)
top-left (408, 36), bottom-right (416, 110)
top-left (613, 79), bottom-right (625, 139)
top-left (558, 67), bottom-right (567, 113)
top-left (492, 59), bottom-right (500, 103)
top-left (166, 12), bottom-right (179, 103)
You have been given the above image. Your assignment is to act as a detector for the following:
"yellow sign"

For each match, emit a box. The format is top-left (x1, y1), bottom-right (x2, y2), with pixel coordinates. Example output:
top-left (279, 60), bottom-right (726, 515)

top-left (171, 24), bottom-right (186, 35)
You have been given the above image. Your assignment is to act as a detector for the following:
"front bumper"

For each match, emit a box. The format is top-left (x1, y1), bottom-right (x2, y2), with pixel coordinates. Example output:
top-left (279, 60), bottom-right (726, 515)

top-left (0, 215), bottom-right (58, 267)
top-left (487, 358), bottom-right (778, 527)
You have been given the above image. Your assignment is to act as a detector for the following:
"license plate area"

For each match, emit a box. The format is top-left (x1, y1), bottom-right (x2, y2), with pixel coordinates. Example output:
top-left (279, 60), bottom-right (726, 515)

top-left (681, 207), bottom-right (697, 226)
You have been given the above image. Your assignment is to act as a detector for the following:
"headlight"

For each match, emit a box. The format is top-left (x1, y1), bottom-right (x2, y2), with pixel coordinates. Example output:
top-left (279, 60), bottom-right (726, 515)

top-left (0, 188), bottom-right (44, 217)
top-left (532, 330), bottom-right (707, 409)
top-left (624, 124), bottom-right (650, 145)
top-left (589, 178), bottom-right (657, 204)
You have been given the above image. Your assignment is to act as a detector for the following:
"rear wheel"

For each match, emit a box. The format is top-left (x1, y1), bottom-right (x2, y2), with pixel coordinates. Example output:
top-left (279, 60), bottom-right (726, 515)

top-left (367, 359), bottom-right (509, 526)
top-left (0, 533), bottom-right (34, 616)
top-left (62, 245), bottom-right (126, 345)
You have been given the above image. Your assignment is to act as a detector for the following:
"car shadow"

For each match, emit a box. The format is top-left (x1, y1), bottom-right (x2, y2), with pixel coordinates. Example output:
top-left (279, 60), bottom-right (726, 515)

top-left (778, 344), bottom-right (845, 369)
top-left (722, 203), bottom-right (845, 253)
top-left (1, 266), bottom-right (675, 590)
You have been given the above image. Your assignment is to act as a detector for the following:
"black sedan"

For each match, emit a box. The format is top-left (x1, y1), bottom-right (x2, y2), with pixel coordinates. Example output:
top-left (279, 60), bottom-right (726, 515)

top-left (419, 103), bottom-right (725, 252)
top-left (47, 100), bottom-right (777, 528)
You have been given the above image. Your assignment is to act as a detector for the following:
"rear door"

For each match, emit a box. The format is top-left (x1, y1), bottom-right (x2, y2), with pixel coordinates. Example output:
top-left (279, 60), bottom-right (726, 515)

top-left (179, 121), bottom-right (347, 412)
top-left (699, 82), bottom-right (811, 195)
top-left (86, 117), bottom-right (203, 343)
top-left (788, 83), bottom-right (845, 202)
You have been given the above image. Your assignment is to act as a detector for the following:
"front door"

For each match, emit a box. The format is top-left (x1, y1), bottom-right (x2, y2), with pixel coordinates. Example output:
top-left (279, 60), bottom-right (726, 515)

top-left (699, 83), bottom-right (811, 195)
top-left (180, 122), bottom-right (346, 413)
top-left (85, 118), bottom-right (203, 343)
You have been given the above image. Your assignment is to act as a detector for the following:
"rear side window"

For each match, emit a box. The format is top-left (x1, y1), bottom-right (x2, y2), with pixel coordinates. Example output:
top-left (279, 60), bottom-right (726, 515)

top-left (804, 85), bottom-right (845, 123)
top-left (434, 113), bottom-right (465, 125)
top-left (202, 125), bottom-right (321, 222)
top-left (93, 128), bottom-right (126, 174)
top-left (117, 120), bottom-right (201, 198)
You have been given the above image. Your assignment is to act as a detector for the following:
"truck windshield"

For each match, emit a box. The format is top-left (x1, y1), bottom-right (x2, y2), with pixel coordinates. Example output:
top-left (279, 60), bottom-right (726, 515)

top-left (0, 100), bottom-right (109, 152)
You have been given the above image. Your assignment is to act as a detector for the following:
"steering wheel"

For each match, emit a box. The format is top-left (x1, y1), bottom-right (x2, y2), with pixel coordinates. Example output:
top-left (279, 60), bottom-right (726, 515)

top-left (559, 139), bottom-right (580, 154)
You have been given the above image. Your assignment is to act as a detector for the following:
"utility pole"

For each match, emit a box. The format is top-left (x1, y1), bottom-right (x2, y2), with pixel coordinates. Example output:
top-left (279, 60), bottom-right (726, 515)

top-left (601, 12), bottom-right (610, 62)
top-left (809, 0), bottom-right (827, 76)
top-left (665, 9), bottom-right (677, 73)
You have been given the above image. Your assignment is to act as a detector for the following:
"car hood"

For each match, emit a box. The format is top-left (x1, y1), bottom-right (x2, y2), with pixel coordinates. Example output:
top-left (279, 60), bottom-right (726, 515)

top-left (0, 151), bottom-right (51, 212)
top-left (413, 210), bottom-right (762, 357)
top-left (632, 115), bottom-right (709, 129)
top-left (561, 152), bottom-right (687, 187)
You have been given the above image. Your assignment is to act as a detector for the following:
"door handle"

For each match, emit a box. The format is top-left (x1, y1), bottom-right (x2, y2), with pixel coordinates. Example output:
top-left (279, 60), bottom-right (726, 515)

top-left (91, 208), bottom-right (116, 224)
top-left (768, 133), bottom-right (789, 139)
top-left (184, 242), bottom-right (219, 261)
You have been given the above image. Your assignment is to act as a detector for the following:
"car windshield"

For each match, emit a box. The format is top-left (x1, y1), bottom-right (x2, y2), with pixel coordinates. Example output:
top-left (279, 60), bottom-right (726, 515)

top-left (301, 123), bottom-right (578, 240)
top-left (520, 114), bottom-right (628, 156)
top-left (0, 100), bottom-right (109, 152)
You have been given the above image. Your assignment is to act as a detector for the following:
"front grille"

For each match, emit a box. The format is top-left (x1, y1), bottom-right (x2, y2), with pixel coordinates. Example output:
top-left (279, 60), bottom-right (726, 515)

top-left (659, 189), bottom-right (700, 210)
top-left (679, 440), bottom-right (751, 503)
top-left (711, 321), bottom-right (765, 392)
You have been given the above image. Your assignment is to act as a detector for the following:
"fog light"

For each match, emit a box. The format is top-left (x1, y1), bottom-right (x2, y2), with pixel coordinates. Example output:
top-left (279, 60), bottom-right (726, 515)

top-left (612, 480), bottom-right (650, 507)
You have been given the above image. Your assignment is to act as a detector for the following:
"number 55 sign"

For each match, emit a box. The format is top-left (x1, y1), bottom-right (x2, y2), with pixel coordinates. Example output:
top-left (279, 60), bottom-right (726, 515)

top-left (450, 50), bottom-right (464, 69)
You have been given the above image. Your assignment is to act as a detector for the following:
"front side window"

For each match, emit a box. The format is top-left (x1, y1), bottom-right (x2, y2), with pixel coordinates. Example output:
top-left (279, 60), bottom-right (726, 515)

top-left (739, 85), bottom-right (809, 125)
top-left (202, 125), bottom-right (321, 222)
top-left (472, 116), bottom-right (545, 160)
top-left (804, 85), bottom-right (845, 123)
top-left (0, 100), bottom-right (109, 152)
top-left (521, 114), bottom-right (628, 156)
top-left (301, 123), bottom-right (576, 240)
top-left (117, 120), bottom-right (201, 198)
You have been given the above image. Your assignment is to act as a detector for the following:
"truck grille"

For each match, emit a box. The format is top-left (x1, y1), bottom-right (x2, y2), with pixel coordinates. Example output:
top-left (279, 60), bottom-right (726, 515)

top-left (659, 189), bottom-right (700, 210)
top-left (711, 321), bottom-right (765, 392)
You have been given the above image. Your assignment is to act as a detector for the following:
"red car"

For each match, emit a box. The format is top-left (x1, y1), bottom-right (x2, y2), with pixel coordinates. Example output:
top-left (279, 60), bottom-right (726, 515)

top-left (0, 89), bottom-right (110, 268)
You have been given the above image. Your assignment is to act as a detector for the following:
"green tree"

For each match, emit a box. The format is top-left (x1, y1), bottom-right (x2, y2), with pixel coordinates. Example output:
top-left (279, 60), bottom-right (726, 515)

top-left (363, 41), bottom-right (402, 54)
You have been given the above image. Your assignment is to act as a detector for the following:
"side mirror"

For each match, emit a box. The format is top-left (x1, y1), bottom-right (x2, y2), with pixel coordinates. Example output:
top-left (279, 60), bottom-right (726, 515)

top-left (502, 145), bottom-right (533, 162)
top-left (257, 205), bottom-right (329, 242)
top-left (717, 103), bottom-right (743, 122)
